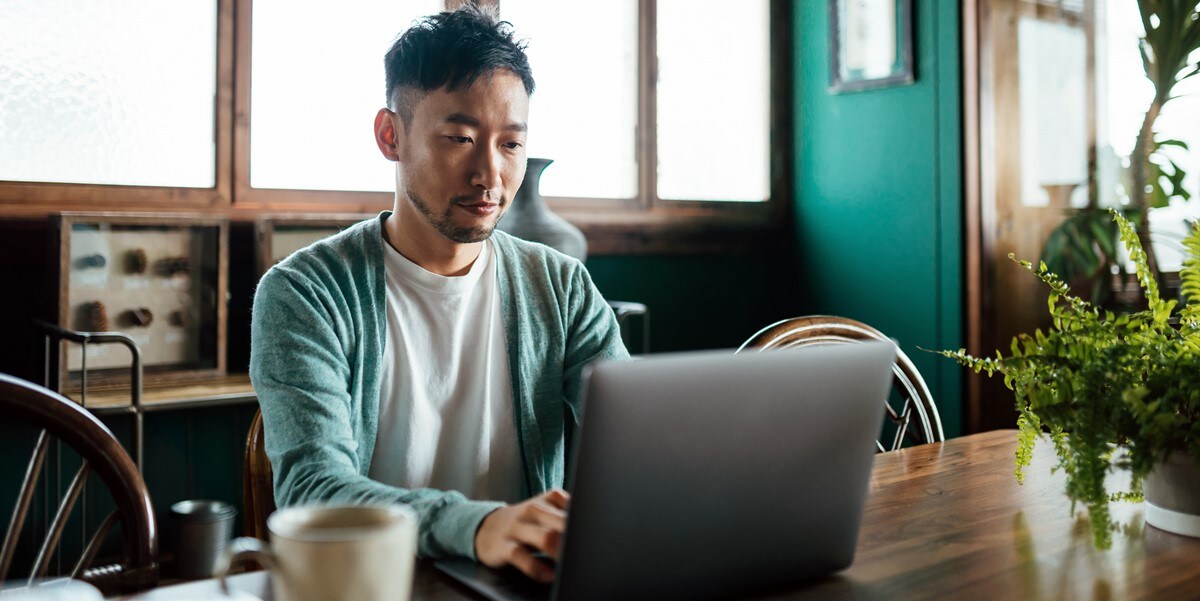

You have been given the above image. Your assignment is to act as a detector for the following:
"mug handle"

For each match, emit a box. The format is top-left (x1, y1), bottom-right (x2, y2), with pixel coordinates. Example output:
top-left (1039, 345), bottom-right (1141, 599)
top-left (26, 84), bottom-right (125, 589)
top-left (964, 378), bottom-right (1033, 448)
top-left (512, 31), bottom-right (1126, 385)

top-left (218, 537), bottom-right (276, 596)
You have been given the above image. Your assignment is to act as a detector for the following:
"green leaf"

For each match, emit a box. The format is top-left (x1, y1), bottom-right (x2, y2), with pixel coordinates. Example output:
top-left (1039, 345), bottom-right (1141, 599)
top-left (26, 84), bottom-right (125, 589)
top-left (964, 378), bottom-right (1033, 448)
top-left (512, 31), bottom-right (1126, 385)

top-left (1090, 217), bottom-right (1117, 259)
top-left (1113, 208), bottom-right (1161, 305)
top-left (1156, 138), bottom-right (1190, 149)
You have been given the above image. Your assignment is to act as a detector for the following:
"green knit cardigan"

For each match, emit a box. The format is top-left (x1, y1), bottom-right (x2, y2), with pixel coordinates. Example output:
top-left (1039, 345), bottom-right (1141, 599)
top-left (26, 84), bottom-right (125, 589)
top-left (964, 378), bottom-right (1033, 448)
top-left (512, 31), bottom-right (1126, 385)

top-left (250, 212), bottom-right (628, 559)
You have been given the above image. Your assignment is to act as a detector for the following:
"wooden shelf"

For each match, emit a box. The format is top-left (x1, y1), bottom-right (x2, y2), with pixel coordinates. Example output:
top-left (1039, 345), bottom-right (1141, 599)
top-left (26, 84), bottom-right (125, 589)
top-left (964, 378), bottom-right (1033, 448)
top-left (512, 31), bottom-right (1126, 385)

top-left (67, 373), bottom-right (256, 415)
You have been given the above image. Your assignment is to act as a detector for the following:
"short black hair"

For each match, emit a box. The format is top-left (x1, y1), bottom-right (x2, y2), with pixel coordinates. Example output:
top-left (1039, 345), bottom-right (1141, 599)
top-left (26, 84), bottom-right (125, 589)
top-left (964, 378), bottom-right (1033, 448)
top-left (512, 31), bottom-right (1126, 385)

top-left (384, 4), bottom-right (535, 125)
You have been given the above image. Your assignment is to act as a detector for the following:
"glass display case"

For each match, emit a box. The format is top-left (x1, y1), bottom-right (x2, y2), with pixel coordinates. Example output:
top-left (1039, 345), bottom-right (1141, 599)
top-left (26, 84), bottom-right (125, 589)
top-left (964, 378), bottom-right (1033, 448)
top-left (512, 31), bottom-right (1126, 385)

top-left (51, 212), bottom-right (229, 396)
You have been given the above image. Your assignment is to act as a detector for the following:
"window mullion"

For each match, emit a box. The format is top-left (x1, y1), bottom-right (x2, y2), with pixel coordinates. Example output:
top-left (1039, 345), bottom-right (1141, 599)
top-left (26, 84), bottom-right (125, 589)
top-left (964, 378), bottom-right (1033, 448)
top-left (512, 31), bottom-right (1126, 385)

top-left (638, 0), bottom-right (657, 211)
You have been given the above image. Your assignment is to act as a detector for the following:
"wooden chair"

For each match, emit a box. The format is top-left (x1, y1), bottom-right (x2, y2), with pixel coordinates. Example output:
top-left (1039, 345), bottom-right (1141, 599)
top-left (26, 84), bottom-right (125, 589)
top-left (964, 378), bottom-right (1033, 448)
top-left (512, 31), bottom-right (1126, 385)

top-left (737, 315), bottom-right (944, 452)
top-left (242, 409), bottom-right (274, 541)
top-left (0, 373), bottom-right (157, 594)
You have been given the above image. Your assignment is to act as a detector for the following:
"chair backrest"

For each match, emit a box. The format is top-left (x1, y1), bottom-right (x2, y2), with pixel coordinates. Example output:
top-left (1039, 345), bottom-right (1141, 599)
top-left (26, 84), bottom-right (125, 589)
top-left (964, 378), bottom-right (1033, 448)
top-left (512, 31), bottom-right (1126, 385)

top-left (0, 373), bottom-right (157, 594)
top-left (737, 315), bottom-right (944, 452)
top-left (242, 409), bottom-right (274, 541)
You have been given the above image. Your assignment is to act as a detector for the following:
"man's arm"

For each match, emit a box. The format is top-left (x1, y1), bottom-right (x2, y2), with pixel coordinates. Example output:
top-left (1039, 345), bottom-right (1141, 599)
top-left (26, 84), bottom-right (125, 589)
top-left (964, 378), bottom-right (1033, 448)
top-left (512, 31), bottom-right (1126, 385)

top-left (562, 262), bottom-right (631, 408)
top-left (250, 267), bottom-right (503, 559)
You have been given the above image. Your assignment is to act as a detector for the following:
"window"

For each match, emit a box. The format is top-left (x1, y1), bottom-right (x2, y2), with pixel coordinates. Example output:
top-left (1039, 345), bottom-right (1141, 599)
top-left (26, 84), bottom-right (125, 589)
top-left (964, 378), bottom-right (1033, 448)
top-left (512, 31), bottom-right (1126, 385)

top-left (655, 0), bottom-right (771, 202)
top-left (0, 0), bottom-right (788, 252)
top-left (498, 0), bottom-right (774, 206)
top-left (249, 0), bottom-right (443, 192)
top-left (497, 1), bottom-right (640, 200)
top-left (0, 0), bottom-right (218, 189)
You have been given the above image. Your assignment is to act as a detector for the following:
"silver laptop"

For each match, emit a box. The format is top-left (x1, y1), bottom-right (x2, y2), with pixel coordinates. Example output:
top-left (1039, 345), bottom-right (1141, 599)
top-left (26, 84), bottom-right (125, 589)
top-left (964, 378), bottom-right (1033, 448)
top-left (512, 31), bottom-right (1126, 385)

top-left (437, 342), bottom-right (894, 601)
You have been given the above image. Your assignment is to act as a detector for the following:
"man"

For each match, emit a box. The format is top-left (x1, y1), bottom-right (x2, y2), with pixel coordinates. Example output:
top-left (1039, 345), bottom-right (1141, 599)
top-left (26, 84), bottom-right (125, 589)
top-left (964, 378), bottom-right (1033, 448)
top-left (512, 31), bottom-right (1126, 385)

top-left (249, 5), bottom-right (628, 584)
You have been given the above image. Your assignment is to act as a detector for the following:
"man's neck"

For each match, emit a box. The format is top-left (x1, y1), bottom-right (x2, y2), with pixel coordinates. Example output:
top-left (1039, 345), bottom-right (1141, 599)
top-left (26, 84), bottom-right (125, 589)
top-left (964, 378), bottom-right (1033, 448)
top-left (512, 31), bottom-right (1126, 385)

top-left (383, 211), bottom-right (482, 277)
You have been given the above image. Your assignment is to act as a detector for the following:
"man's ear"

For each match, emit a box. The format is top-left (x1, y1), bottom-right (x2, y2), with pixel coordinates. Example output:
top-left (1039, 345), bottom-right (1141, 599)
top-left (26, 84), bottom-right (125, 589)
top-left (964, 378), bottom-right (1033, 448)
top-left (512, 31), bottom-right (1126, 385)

top-left (374, 108), bottom-right (404, 162)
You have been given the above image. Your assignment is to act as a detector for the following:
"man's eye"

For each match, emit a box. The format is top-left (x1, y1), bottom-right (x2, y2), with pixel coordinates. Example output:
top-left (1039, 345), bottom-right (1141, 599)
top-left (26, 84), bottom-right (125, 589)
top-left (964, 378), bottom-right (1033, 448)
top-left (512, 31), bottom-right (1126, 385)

top-left (448, 136), bottom-right (471, 144)
top-left (503, 141), bottom-right (524, 150)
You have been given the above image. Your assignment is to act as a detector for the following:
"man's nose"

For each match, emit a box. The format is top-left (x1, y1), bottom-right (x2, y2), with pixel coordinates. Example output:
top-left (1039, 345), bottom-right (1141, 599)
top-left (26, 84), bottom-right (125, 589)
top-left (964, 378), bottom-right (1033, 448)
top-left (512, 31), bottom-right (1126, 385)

top-left (471, 146), bottom-right (504, 193)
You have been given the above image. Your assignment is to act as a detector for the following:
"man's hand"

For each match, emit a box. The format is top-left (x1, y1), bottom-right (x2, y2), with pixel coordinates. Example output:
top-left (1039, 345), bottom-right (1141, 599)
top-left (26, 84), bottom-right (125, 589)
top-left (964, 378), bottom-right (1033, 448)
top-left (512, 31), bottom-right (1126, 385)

top-left (474, 489), bottom-right (570, 583)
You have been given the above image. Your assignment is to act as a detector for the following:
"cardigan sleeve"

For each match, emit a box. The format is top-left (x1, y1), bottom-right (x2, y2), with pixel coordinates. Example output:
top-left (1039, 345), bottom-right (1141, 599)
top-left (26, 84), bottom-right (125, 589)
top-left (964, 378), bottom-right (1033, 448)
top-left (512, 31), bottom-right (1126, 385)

top-left (249, 266), bottom-right (503, 560)
top-left (561, 263), bottom-right (631, 413)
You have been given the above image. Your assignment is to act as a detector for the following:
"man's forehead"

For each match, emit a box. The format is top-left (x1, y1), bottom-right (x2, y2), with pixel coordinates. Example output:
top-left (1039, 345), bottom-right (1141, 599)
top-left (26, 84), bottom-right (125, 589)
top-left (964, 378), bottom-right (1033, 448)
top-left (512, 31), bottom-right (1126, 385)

top-left (414, 75), bottom-right (529, 125)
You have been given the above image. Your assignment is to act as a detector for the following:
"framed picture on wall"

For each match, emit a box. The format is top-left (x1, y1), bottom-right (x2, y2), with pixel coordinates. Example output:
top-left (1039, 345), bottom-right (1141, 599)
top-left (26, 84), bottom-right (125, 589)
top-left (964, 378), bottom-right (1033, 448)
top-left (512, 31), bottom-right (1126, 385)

top-left (829, 0), bottom-right (915, 93)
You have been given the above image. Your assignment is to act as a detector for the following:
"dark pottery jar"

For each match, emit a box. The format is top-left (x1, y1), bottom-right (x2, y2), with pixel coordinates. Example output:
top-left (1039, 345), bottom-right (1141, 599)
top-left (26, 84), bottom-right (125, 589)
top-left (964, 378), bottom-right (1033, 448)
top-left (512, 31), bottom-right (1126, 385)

top-left (498, 158), bottom-right (587, 261)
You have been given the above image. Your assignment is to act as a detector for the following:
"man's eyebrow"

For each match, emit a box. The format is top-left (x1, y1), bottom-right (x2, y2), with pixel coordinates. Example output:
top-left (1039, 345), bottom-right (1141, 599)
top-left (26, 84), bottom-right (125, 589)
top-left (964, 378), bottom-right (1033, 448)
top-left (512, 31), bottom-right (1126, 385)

top-left (444, 113), bottom-right (480, 127)
top-left (444, 113), bottom-right (527, 132)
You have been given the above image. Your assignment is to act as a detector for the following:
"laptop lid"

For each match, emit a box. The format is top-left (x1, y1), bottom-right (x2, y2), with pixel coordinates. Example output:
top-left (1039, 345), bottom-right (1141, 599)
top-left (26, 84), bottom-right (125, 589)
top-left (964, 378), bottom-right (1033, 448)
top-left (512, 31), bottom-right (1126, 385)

top-left (436, 342), bottom-right (895, 601)
top-left (551, 342), bottom-right (894, 601)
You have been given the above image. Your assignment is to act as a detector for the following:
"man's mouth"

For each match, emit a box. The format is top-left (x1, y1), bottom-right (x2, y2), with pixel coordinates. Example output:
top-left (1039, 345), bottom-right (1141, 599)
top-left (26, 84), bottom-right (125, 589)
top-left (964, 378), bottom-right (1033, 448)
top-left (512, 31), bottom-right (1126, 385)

top-left (457, 202), bottom-right (499, 216)
top-left (453, 195), bottom-right (504, 216)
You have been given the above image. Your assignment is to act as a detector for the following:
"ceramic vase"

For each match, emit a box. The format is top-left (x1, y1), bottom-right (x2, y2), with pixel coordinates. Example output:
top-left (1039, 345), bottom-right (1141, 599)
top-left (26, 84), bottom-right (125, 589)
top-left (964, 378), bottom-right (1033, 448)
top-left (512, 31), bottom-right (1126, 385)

top-left (1144, 451), bottom-right (1200, 537)
top-left (499, 158), bottom-right (587, 261)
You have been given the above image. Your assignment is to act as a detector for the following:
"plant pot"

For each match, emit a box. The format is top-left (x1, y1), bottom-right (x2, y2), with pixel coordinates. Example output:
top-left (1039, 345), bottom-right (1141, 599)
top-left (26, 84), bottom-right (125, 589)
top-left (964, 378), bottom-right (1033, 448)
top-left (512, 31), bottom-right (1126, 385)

top-left (1144, 451), bottom-right (1200, 537)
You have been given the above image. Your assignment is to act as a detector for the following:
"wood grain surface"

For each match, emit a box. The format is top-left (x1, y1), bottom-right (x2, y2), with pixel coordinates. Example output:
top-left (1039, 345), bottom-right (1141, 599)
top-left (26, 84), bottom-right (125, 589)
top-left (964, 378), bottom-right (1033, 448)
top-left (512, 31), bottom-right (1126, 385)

top-left (753, 429), bottom-right (1200, 600)
top-left (69, 373), bottom-right (254, 412)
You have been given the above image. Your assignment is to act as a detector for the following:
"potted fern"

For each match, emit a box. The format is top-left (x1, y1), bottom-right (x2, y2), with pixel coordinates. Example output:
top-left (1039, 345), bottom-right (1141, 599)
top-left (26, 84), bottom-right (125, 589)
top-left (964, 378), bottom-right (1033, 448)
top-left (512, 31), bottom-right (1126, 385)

top-left (943, 210), bottom-right (1200, 549)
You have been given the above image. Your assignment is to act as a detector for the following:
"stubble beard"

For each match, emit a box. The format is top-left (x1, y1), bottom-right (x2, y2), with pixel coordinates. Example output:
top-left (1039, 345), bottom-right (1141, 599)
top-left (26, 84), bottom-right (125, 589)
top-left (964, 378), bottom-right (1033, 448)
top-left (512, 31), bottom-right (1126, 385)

top-left (405, 184), bottom-right (505, 244)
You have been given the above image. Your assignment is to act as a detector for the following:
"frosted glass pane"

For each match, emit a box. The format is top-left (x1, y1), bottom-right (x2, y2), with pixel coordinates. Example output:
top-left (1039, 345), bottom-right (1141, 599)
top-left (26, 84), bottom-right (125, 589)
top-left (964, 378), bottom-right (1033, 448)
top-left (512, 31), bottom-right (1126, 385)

top-left (0, 1), bottom-right (217, 188)
top-left (251, 0), bottom-right (444, 191)
top-left (500, 1), bottom-right (638, 199)
top-left (657, 0), bottom-right (770, 202)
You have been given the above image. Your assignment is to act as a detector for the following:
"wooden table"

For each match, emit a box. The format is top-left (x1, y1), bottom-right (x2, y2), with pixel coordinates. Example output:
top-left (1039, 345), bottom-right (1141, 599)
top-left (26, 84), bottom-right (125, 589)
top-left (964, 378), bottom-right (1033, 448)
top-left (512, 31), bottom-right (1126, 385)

top-left (117, 430), bottom-right (1200, 600)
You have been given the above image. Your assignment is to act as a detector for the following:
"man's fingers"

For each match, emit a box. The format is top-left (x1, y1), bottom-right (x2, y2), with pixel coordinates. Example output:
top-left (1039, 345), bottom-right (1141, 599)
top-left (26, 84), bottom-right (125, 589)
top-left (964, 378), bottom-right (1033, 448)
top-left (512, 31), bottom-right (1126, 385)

top-left (541, 489), bottom-right (570, 510)
top-left (524, 500), bottom-right (567, 532)
top-left (475, 490), bottom-right (574, 581)
top-left (510, 521), bottom-right (563, 559)
top-left (506, 544), bottom-right (555, 584)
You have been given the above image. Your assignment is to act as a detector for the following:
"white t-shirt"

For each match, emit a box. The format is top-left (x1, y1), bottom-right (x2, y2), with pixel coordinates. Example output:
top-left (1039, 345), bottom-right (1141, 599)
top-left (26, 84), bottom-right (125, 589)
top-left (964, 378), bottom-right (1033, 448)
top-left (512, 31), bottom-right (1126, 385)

top-left (369, 238), bottom-right (524, 503)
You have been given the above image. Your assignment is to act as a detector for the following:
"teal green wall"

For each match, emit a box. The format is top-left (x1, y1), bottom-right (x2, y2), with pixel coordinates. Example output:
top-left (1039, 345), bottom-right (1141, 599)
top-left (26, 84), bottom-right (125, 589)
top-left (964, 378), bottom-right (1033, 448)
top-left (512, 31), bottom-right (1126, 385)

top-left (793, 0), bottom-right (964, 436)
top-left (587, 254), bottom-right (796, 354)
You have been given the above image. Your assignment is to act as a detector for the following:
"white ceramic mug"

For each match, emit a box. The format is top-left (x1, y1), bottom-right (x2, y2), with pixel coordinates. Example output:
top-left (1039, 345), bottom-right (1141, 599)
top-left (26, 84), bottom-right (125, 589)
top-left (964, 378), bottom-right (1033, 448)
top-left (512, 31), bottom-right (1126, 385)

top-left (218, 504), bottom-right (417, 601)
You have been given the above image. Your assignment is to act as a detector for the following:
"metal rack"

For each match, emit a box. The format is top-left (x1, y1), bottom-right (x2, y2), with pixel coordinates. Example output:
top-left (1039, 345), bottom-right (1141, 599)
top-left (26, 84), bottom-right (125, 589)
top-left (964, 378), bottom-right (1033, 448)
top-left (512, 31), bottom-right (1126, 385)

top-left (36, 321), bottom-right (145, 473)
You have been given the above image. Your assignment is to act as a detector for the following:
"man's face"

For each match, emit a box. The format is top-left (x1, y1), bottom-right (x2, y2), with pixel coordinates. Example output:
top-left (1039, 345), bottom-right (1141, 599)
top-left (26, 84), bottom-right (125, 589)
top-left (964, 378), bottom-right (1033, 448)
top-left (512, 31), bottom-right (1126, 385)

top-left (391, 71), bottom-right (530, 244)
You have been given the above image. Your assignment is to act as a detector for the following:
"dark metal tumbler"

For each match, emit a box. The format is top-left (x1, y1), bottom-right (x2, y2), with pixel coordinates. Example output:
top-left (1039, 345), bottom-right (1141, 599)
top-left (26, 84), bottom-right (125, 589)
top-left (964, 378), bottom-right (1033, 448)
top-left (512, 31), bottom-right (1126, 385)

top-left (171, 500), bottom-right (236, 579)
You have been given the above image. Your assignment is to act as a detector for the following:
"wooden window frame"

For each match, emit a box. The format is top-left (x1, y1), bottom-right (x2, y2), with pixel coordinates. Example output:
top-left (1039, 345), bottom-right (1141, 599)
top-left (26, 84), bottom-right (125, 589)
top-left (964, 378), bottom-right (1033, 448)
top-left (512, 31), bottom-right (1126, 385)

top-left (0, 0), bottom-right (791, 255)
